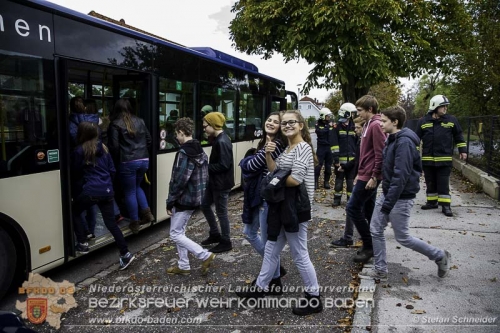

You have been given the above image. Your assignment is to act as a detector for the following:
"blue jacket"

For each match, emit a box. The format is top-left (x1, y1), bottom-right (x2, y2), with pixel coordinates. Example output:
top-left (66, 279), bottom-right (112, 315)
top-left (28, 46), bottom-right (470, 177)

top-left (69, 113), bottom-right (99, 147)
top-left (166, 140), bottom-right (208, 211)
top-left (72, 142), bottom-right (115, 197)
top-left (381, 128), bottom-right (422, 215)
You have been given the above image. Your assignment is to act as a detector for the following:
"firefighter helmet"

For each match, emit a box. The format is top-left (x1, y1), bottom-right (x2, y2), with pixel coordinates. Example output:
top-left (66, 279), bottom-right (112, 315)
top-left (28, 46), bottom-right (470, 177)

top-left (319, 107), bottom-right (333, 120)
top-left (429, 95), bottom-right (450, 112)
top-left (338, 103), bottom-right (357, 120)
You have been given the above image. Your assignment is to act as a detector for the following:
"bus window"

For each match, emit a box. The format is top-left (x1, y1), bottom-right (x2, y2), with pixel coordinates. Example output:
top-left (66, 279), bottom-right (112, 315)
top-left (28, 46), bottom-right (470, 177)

top-left (199, 83), bottom-right (237, 142)
top-left (158, 78), bottom-right (195, 151)
top-left (0, 50), bottom-right (58, 179)
top-left (239, 93), bottom-right (266, 141)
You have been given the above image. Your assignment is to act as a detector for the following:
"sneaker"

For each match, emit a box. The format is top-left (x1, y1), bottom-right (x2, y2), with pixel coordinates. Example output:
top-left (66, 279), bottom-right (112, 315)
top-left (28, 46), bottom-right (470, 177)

top-left (166, 266), bottom-right (191, 275)
top-left (421, 202), bottom-right (439, 210)
top-left (210, 241), bottom-right (233, 253)
top-left (442, 206), bottom-right (453, 217)
top-left (292, 292), bottom-right (323, 316)
top-left (119, 252), bottom-right (135, 270)
top-left (353, 248), bottom-right (373, 263)
top-left (201, 233), bottom-right (221, 246)
top-left (359, 268), bottom-right (388, 282)
top-left (201, 253), bottom-right (216, 275)
top-left (115, 214), bottom-right (124, 223)
top-left (75, 242), bottom-right (89, 253)
top-left (331, 238), bottom-right (354, 248)
top-left (86, 233), bottom-right (96, 240)
top-left (436, 250), bottom-right (451, 278)
top-left (279, 265), bottom-right (287, 278)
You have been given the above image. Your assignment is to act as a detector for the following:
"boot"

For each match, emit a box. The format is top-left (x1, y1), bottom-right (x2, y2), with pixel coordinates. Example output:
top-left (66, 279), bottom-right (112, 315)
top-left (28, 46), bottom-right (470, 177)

top-left (210, 240), bottom-right (233, 253)
top-left (201, 233), bottom-right (221, 246)
top-left (267, 277), bottom-right (283, 296)
top-left (315, 181), bottom-right (319, 190)
top-left (442, 205), bottom-right (453, 217)
top-left (421, 202), bottom-right (439, 210)
top-left (139, 208), bottom-right (154, 225)
top-left (292, 292), bottom-right (323, 316)
top-left (323, 174), bottom-right (331, 189)
top-left (129, 220), bottom-right (141, 234)
top-left (235, 283), bottom-right (266, 299)
top-left (332, 196), bottom-right (342, 207)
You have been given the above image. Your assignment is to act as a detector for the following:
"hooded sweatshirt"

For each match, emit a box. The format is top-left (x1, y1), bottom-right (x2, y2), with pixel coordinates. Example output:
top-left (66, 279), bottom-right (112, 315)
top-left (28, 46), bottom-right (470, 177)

top-left (72, 142), bottom-right (115, 197)
top-left (69, 113), bottom-right (100, 147)
top-left (166, 139), bottom-right (208, 211)
top-left (357, 114), bottom-right (387, 181)
top-left (380, 128), bottom-right (422, 215)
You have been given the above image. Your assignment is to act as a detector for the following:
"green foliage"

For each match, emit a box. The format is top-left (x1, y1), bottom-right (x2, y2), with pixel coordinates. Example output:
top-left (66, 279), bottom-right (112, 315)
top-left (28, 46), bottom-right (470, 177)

top-left (324, 90), bottom-right (343, 114)
top-left (230, 0), bottom-right (470, 102)
top-left (368, 82), bottom-right (401, 110)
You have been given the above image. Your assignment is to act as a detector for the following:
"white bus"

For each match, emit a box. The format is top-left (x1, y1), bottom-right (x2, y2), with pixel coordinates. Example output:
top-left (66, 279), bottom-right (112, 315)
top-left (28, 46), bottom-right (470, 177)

top-left (0, 0), bottom-right (297, 299)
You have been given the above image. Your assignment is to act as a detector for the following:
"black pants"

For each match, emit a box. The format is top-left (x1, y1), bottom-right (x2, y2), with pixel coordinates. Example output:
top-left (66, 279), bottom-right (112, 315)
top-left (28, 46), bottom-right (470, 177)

top-left (423, 165), bottom-right (452, 207)
top-left (346, 180), bottom-right (379, 249)
top-left (314, 145), bottom-right (333, 181)
top-left (73, 195), bottom-right (129, 255)
top-left (333, 166), bottom-right (355, 198)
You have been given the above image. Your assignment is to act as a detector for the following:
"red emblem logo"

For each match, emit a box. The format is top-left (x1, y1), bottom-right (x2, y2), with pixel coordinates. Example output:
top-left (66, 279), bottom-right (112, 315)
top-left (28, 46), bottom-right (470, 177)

top-left (27, 298), bottom-right (47, 324)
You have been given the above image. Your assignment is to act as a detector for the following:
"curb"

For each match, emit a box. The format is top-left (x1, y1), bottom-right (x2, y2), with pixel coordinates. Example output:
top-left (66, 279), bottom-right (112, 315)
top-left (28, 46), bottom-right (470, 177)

top-left (352, 260), bottom-right (376, 332)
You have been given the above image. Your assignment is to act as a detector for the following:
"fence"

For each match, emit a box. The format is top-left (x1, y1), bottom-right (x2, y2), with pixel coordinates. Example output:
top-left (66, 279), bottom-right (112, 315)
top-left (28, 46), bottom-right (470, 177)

top-left (406, 116), bottom-right (500, 179)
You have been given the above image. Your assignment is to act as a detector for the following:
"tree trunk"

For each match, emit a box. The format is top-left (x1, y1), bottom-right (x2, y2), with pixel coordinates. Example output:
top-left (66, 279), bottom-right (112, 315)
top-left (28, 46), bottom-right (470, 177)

top-left (341, 80), bottom-right (370, 104)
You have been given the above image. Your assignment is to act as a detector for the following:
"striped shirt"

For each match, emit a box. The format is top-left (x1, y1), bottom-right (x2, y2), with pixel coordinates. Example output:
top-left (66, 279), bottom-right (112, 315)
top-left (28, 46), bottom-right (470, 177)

top-left (275, 141), bottom-right (315, 208)
top-left (247, 140), bottom-right (285, 175)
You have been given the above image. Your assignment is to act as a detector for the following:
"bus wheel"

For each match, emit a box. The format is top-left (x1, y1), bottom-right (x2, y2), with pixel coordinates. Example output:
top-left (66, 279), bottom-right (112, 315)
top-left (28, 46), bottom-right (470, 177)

top-left (0, 228), bottom-right (17, 300)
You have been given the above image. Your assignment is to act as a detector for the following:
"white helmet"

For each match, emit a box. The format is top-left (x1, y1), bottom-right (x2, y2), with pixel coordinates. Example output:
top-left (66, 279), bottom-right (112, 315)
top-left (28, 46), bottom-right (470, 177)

top-left (429, 95), bottom-right (450, 111)
top-left (319, 107), bottom-right (333, 120)
top-left (338, 103), bottom-right (357, 119)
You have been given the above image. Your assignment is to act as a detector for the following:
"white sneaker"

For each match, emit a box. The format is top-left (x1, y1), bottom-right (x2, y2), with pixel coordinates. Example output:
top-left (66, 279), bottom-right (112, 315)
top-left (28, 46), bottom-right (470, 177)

top-left (359, 268), bottom-right (388, 282)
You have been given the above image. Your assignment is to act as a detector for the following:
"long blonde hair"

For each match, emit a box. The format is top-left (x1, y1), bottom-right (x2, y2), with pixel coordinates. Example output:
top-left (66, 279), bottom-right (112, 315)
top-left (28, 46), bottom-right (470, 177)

top-left (282, 110), bottom-right (318, 166)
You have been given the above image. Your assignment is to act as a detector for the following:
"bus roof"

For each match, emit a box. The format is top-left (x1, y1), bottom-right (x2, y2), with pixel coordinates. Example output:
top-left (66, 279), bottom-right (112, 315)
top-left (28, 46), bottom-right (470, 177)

top-left (27, 0), bottom-right (282, 83)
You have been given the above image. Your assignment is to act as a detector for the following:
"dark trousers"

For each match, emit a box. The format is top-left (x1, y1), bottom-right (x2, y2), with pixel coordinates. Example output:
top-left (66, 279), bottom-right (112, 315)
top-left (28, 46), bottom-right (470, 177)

top-left (314, 145), bottom-right (333, 181)
top-left (423, 165), bottom-right (452, 206)
top-left (201, 187), bottom-right (231, 242)
top-left (333, 166), bottom-right (355, 198)
top-left (73, 195), bottom-right (129, 255)
top-left (346, 180), bottom-right (379, 250)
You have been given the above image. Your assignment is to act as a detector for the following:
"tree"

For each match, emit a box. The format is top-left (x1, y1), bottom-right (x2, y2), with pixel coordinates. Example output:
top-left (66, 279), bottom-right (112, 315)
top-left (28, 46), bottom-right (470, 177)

top-left (324, 90), bottom-right (343, 114)
top-left (448, 0), bottom-right (500, 117)
top-left (230, 0), bottom-right (470, 103)
top-left (368, 82), bottom-right (401, 110)
top-left (413, 74), bottom-right (452, 117)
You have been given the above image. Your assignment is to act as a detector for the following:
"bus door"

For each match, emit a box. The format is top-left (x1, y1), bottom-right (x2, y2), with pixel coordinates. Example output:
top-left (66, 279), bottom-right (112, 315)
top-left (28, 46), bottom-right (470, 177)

top-left (58, 58), bottom-right (154, 257)
top-left (286, 91), bottom-right (298, 110)
top-left (271, 96), bottom-right (287, 113)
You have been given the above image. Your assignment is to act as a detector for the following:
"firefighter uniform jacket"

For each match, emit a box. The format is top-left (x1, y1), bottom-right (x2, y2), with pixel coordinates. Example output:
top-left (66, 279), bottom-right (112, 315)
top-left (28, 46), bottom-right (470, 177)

top-left (416, 113), bottom-right (467, 167)
top-left (315, 120), bottom-right (334, 147)
top-left (332, 121), bottom-right (357, 165)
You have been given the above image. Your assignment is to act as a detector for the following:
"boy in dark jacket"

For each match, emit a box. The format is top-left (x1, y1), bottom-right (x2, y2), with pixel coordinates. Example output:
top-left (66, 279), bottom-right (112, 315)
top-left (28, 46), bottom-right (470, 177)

top-left (359, 106), bottom-right (450, 282)
top-left (200, 112), bottom-right (235, 253)
top-left (166, 118), bottom-right (215, 276)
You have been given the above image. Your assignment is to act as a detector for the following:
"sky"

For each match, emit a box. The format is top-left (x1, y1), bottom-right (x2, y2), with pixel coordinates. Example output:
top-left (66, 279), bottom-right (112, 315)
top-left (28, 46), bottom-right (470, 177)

top-left (48, 0), bottom-right (331, 102)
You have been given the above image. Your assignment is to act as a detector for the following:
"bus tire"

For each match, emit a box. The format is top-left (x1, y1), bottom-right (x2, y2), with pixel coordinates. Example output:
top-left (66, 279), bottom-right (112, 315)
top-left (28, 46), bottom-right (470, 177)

top-left (0, 228), bottom-right (17, 300)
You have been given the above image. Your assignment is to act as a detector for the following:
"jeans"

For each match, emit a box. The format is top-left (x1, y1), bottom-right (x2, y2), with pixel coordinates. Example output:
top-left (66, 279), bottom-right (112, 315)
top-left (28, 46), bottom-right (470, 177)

top-left (73, 195), bottom-right (128, 255)
top-left (119, 159), bottom-right (149, 221)
top-left (370, 194), bottom-right (444, 273)
top-left (201, 187), bottom-right (231, 242)
top-left (80, 205), bottom-right (98, 234)
top-left (243, 202), bottom-right (280, 279)
top-left (346, 180), bottom-right (379, 250)
top-left (256, 223), bottom-right (319, 296)
top-left (170, 208), bottom-right (211, 270)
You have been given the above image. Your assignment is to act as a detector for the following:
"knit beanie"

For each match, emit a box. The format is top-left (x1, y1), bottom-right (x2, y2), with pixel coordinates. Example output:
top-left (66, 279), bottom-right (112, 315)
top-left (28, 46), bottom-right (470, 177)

top-left (203, 112), bottom-right (225, 130)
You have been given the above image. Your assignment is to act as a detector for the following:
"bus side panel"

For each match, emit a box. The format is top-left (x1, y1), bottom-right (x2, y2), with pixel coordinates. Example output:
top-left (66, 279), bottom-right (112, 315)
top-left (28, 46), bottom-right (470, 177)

top-left (156, 152), bottom-right (179, 222)
top-left (0, 171), bottom-right (64, 271)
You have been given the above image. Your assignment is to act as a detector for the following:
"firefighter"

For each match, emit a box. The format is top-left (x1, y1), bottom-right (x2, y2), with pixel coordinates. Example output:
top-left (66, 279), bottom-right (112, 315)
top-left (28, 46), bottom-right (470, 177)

top-left (331, 103), bottom-right (357, 206)
top-left (314, 107), bottom-right (335, 189)
top-left (416, 95), bottom-right (467, 217)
